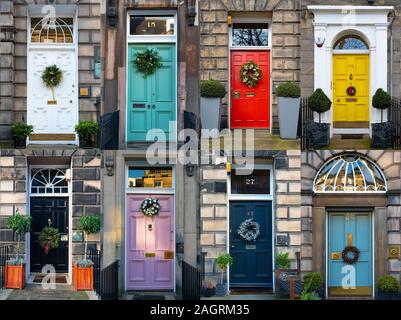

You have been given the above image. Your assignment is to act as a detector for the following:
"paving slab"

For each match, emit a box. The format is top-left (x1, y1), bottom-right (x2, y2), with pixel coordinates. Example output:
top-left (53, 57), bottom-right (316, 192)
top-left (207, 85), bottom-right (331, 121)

top-left (6, 284), bottom-right (89, 300)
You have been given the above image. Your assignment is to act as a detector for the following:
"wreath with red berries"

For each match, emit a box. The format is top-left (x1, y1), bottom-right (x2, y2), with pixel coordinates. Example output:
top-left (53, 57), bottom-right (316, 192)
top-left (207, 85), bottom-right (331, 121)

top-left (342, 246), bottom-right (360, 264)
top-left (346, 86), bottom-right (356, 96)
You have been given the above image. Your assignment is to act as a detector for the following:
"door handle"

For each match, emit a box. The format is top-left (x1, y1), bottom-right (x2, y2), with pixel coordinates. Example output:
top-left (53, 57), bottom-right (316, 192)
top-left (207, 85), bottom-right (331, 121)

top-left (147, 105), bottom-right (151, 109)
top-left (152, 105), bottom-right (155, 109)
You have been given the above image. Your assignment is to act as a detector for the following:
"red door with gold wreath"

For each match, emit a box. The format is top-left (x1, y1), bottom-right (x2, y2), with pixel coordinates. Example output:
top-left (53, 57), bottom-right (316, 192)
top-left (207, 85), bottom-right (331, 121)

top-left (230, 50), bottom-right (270, 128)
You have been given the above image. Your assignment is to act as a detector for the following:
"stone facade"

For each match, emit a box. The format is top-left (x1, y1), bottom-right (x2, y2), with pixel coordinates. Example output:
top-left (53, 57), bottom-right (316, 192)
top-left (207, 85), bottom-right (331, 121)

top-left (199, 0), bottom-right (300, 132)
top-left (0, 0), bottom-right (101, 142)
top-left (200, 150), bottom-right (302, 283)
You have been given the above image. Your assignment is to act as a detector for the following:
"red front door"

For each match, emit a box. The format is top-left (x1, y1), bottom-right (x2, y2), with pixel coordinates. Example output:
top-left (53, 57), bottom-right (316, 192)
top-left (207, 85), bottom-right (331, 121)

top-left (230, 50), bottom-right (270, 128)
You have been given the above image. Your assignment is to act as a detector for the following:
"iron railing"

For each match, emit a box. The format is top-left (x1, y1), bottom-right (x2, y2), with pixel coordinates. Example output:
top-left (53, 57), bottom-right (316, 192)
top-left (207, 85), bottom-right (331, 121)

top-left (300, 97), bottom-right (314, 150)
top-left (87, 248), bottom-right (101, 296)
top-left (100, 110), bottom-right (119, 150)
top-left (390, 97), bottom-right (401, 150)
top-left (0, 246), bottom-right (9, 289)
top-left (182, 261), bottom-right (202, 300)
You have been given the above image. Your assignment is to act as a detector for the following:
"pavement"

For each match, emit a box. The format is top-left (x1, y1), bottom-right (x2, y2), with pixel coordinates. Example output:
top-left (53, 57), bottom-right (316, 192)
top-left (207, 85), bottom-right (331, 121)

top-left (3, 284), bottom-right (90, 300)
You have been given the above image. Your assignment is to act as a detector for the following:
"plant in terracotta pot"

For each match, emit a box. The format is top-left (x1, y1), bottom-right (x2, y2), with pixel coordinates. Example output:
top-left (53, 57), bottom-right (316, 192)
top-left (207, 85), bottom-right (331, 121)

top-left (202, 278), bottom-right (217, 297)
top-left (276, 81), bottom-right (301, 139)
top-left (371, 88), bottom-right (392, 148)
top-left (377, 275), bottom-right (401, 300)
top-left (5, 211), bottom-right (32, 289)
top-left (11, 122), bottom-right (34, 149)
top-left (215, 253), bottom-right (233, 297)
top-left (301, 272), bottom-right (323, 300)
top-left (307, 88), bottom-right (332, 148)
top-left (73, 215), bottom-right (101, 291)
top-left (75, 121), bottom-right (99, 148)
top-left (200, 79), bottom-right (226, 130)
top-left (38, 227), bottom-right (60, 255)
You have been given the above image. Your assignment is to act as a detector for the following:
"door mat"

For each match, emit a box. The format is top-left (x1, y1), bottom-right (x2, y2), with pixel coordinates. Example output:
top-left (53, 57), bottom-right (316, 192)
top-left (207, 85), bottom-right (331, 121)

top-left (340, 134), bottom-right (364, 139)
top-left (32, 275), bottom-right (68, 284)
top-left (230, 288), bottom-right (273, 295)
top-left (131, 294), bottom-right (166, 300)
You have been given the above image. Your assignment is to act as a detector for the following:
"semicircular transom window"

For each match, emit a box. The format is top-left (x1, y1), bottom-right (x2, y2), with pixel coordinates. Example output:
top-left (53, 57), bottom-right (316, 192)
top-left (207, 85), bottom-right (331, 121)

top-left (313, 155), bottom-right (387, 193)
top-left (333, 35), bottom-right (368, 50)
top-left (31, 168), bottom-right (68, 194)
top-left (31, 17), bottom-right (74, 43)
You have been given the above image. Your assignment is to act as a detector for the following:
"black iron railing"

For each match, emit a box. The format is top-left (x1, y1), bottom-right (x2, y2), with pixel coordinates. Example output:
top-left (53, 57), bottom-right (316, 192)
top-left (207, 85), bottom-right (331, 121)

top-left (390, 97), bottom-right (401, 150)
top-left (100, 110), bottom-right (119, 150)
top-left (87, 248), bottom-right (101, 296)
top-left (0, 246), bottom-right (9, 289)
top-left (300, 97), bottom-right (314, 150)
top-left (182, 261), bottom-right (201, 300)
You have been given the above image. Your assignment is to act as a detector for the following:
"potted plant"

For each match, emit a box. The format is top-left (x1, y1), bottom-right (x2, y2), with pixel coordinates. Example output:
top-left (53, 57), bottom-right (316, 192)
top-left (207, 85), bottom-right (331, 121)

top-left (371, 88), bottom-right (392, 149)
top-left (5, 211), bottom-right (32, 289)
top-left (75, 121), bottom-right (99, 148)
top-left (276, 81), bottom-right (301, 139)
top-left (307, 88), bottom-right (332, 148)
top-left (38, 227), bottom-right (60, 254)
top-left (200, 79), bottom-right (226, 130)
top-left (215, 253), bottom-right (233, 296)
top-left (202, 278), bottom-right (217, 297)
top-left (302, 272), bottom-right (324, 299)
top-left (11, 122), bottom-right (34, 149)
top-left (73, 215), bottom-right (101, 291)
top-left (377, 275), bottom-right (401, 300)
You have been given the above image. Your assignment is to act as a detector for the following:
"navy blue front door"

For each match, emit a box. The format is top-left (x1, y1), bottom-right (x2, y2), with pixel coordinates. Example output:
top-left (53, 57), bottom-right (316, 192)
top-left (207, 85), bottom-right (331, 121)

top-left (229, 201), bottom-right (272, 287)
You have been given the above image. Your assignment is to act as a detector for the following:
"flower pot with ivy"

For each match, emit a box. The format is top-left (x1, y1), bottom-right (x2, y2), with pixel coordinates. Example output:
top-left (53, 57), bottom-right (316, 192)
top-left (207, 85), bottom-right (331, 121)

top-left (42, 64), bottom-right (63, 104)
top-left (306, 88), bottom-right (332, 148)
top-left (276, 82), bottom-right (301, 139)
top-left (73, 215), bottom-right (101, 291)
top-left (377, 275), bottom-right (401, 300)
top-left (215, 253), bottom-right (233, 297)
top-left (301, 272), bottom-right (324, 300)
top-left (200, 79), bottom-right (226, 130)
top-left (11, 123), bottom-right (34, 149)
top-left (38, 227), bottom-right (60, 255)
top-left (75, 121), bottom-right (99, 148)
top-left (371, 89), bottom-right (393, 149)
top-left (5, 211), bottom-right (32, 289)
top-left (202, 279), bottom-right (217, 297)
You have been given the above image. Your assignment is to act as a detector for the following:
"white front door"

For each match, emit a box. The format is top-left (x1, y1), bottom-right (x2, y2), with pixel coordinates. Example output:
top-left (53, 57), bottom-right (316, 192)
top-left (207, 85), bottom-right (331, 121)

top-left (27, 48), bottom-right (78, 144)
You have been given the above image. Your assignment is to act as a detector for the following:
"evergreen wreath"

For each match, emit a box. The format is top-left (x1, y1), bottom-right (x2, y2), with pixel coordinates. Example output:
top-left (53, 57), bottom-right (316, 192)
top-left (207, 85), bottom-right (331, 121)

top-left (38, 227), bottom-right (61, 254)
top-left (41, 64), bottom-right (63, 101)
top-left (237, 218), bottom-right (260, 242)
top-left (240, 61), bottom-right (262, 88)
top-left (134, 49), bottom-right (162, 77)
top-left (140, 197), bottom-right (161, 217)
top-left (342, 246), bottom-right (360, 264)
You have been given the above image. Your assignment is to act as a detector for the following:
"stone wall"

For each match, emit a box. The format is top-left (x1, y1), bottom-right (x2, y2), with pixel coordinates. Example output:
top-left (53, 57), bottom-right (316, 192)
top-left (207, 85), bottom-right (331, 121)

top-left (199, 0), bottom-right (300, 132)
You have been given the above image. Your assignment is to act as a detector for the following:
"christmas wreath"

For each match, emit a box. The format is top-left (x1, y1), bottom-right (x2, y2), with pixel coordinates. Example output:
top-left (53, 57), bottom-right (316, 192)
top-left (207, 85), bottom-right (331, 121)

top-left (134, 49), bottom-right (162, 77)
top-left (41, 64), bottom-right (63, 102)
top-left (342, 246), bottom-right (360, 264)
top-left (38, 227), bottom-right (61, 254)
top-left (347, 86), bottom-right (356, 96)
top-left (237, 218), bottom-right (260, 242)
top-left (140, 197), bottom-right (161, 217)
top-left (240, 61), bottom-right (262, 88)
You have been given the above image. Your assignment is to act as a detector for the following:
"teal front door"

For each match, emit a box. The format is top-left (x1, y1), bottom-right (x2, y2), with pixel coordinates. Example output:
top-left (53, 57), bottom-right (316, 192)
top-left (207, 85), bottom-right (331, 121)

top-left (328, 212), bottom-right (372, 297)
top-left (127, 44), bottom-right (176, 141)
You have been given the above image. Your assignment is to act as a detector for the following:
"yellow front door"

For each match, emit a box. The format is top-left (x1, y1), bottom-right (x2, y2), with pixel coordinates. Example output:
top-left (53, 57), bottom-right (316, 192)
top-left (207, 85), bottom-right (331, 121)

top-left (333, 54), bottom-right (370, 128)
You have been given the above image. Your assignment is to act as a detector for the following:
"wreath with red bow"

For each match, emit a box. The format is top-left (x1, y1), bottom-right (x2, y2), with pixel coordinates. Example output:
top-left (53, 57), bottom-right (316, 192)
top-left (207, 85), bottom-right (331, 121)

top-left (346, 86), bottom-right (356, 96)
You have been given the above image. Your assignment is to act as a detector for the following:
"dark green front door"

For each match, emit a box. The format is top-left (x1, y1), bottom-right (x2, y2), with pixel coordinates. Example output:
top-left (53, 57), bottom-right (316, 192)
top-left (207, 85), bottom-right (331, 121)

top-left (127, 44), bottom-right (176, 142)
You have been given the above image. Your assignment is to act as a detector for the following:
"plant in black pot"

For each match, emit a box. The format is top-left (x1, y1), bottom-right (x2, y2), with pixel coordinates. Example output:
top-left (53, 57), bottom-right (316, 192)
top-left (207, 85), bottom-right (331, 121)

top-left (202, 278), bottom-right (217, 297)
top-left (215, 253), bottom-right (233, 297)
top-left (200, 79), bottom-right (226, 130)
top-left (11, 123), bottom-right (34, 149)
top-left (75, 121), bottom-right (99, 148)
top-left (276, 81), bottom-right (301, 139)
top-left (307, 89), bottom-right (332, 149)
top-left (371, 88), bottom-right (392, 149)
top-left (377, 275), bottom-right (401, 300)
top-left (301, 272), bottom-right (323, 300)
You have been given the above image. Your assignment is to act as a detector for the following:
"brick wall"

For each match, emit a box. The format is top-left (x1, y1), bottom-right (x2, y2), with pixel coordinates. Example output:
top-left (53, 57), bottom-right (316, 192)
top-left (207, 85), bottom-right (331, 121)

top-left (199, 0), bottom-right (300, 132)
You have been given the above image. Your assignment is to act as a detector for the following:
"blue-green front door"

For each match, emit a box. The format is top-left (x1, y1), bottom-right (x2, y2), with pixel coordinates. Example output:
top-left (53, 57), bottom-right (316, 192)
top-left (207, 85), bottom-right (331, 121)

top-left (127, 44), bottom-right (176, 142)
top-left (328, 212), bottom-right (372, 297)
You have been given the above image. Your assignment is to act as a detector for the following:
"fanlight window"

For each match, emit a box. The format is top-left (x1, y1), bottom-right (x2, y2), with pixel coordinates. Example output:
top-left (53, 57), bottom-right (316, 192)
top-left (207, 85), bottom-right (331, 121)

top-left (333, 35), bottom-right (368, 50)
top-left (31, 17), bottom-right (74, 43)
top-left (31, 168), bottom-right (68, 194)
top-left (313, 155), bottom-right (387, 193)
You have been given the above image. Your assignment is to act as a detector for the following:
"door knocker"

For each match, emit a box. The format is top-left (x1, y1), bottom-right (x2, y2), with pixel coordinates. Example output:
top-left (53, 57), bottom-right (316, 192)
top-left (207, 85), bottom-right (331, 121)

top-left (148, 224), bottom-right (153, 231)
top-left (349, 74), bottom-right (353, 80)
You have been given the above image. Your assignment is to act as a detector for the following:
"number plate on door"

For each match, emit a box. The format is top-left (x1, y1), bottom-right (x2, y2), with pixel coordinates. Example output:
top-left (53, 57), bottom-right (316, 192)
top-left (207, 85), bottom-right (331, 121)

top-left (245, 245), bottom-right (256, 250)
top-left (145, 252), bottom-right (156, 258)
top-left (133, 103), bottom-right (145, 108)
top-left (164, 251), bottom-right (174, 260)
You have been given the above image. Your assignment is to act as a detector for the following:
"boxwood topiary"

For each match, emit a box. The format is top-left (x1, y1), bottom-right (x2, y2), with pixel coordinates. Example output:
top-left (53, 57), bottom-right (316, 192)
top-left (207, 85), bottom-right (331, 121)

top-left (200, 79), bottom-right (226, 98)
top-left (308, 89), bottom-right (332, 122)
top-left (372, 88), bottom-right (391, 122)
top-left (377, 275), bottom-right (400, 293)
top-left (302, 272), bottom-right (323, 292)
top-left (276, 81), bottom-right (301, 98)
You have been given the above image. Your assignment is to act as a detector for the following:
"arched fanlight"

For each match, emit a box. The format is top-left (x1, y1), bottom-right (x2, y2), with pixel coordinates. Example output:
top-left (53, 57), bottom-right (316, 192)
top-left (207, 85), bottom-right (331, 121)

top-left (333, 35), bottom-right (369, 50)
top-left (31, 168), bottom-right (68, 194)
top-left (31, 17), bottom-right (74, 44)
top-left (313, 154), bottom-right (387, 193)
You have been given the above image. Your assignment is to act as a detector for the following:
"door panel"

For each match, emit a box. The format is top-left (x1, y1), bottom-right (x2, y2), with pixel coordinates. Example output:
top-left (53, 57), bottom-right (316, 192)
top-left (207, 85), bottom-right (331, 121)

top-left (126, 194), bottom-right (174, 290)
top-left (230, 51), bottom-right (270, 128)
top-left (127, 44), bottom-right (176, 142)
top-left (30, 197), bottom-right (69, 273)
top-left (328, 212), bottom-right (372, 296)
top-left (333, 54), bottom-right (369, 126)
top-left (229, 202), bottom-right (272, 287)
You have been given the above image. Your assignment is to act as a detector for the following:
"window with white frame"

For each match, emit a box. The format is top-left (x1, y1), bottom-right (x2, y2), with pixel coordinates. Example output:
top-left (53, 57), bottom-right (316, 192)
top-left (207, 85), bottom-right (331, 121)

top-left (127, 167), bottom-right (173, 189)
top-left (30, 17), bottom-right (74, 44)
top-left (30, 168), bottom-right (68, 194)
top-left (231, 168), bottom-right (271, 194)
top-left (231, 23), bottom-right (269, 47)
top-left (129, 15), bottom-right (175, 36)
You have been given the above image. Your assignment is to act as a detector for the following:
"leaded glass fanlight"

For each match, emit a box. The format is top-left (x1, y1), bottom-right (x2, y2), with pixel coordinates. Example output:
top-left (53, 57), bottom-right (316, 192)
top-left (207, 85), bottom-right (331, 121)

top-left (31, 168), bottom-right (68, 194)
top-left (31, 17), bottom-right (74, 43)
top-left (313, 155), bottom-right (387, 193)
top-left (333, 35), bottom-right (368, 50)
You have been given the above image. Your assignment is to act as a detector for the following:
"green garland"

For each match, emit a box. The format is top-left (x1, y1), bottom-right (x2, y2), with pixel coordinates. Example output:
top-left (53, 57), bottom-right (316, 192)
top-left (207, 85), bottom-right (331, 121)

top-left (41, 64), bottom-right (63, 101)
top-left (240, 61), bottom-right (262, 88)
top-left (134, 49), bottom-right (162, 77)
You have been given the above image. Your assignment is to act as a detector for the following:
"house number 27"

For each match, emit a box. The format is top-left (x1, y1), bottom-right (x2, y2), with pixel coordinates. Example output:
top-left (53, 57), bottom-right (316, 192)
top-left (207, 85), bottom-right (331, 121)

top-left (245, 177), bottom-right (256, 185)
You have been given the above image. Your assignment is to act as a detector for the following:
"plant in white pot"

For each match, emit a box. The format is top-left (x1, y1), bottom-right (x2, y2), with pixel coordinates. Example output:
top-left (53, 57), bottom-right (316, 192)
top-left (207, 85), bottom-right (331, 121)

top-left (215, 253), bottom-right (233, 297)
top-left (276, 81), bottom-right (301, 139)
top-left (200, 79), bottom-right (226, 130)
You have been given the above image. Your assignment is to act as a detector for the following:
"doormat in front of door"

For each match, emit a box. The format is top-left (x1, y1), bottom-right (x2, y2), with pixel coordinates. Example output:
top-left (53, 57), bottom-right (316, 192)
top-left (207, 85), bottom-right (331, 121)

top-left (32, 274), bottom-right (68, 284)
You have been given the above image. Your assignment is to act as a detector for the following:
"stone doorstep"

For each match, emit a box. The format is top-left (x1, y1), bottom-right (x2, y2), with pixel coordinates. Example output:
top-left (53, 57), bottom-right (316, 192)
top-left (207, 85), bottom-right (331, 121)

top-left (124, 291), bottom-right (176, 300)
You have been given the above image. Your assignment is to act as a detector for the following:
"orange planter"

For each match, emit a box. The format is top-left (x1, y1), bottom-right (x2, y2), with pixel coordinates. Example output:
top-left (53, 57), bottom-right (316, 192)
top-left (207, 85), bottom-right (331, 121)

top-left (73, 264), bottom-right (94, 291)
top-left (5, 264), bottom-right (26, 289)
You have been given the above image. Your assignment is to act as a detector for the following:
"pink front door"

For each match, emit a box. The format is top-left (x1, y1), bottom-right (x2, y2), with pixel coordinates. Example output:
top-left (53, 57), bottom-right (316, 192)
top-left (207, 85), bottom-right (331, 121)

top-left (126, 194), bottom-right (174, 290)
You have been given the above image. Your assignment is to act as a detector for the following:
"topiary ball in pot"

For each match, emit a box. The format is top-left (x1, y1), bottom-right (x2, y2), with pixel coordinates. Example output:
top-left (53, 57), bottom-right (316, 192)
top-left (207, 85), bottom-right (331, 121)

top-left (276, 82), bottom-right (301, 139)
top-left (200, 80), bottom-right (227, 98)
top-left (308, 89), bottom-right (332, 122)
top-left (372, 88), bottom-right (391, 123)
top-left (200, 80), bottom-right (226, 130)
top-left (276, 81), bottom-right (301, 98)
